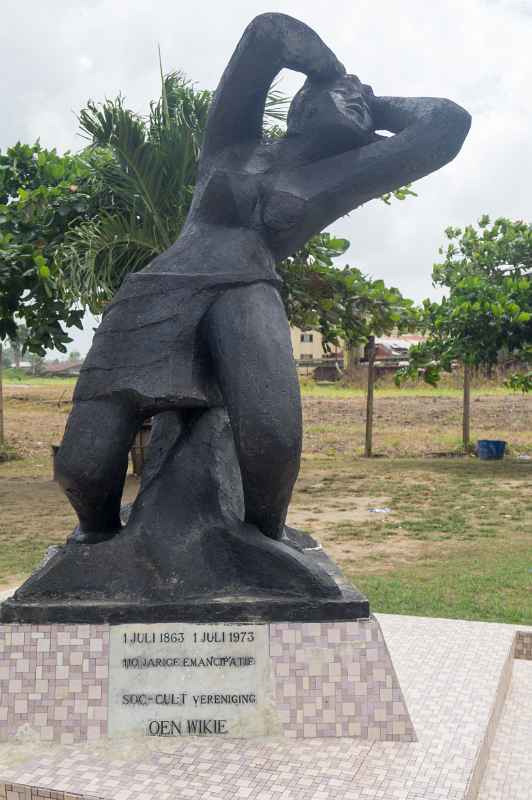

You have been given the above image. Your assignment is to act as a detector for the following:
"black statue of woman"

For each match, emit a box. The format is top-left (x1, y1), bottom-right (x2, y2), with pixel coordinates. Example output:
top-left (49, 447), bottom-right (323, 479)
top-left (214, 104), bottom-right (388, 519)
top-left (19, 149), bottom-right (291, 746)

top-left (55, 13), bottom-right (470, 547)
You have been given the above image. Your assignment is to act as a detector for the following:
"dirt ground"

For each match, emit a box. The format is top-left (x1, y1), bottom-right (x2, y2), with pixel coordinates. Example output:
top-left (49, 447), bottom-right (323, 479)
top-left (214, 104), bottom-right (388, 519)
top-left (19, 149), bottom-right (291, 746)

top-left (4, 381), bottom-right (532, 463)
top-left (1, 381), bottom-right (531, 622)
top-left (303, 392), bottom-right (532, 456)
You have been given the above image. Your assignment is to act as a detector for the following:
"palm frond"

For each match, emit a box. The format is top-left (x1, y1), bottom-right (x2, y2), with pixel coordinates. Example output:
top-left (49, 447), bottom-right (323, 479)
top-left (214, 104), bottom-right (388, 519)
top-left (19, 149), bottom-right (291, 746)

top-left (58, 212), bottom-right (162, 313)
top-left (264, 82), bottom-right (289, 127)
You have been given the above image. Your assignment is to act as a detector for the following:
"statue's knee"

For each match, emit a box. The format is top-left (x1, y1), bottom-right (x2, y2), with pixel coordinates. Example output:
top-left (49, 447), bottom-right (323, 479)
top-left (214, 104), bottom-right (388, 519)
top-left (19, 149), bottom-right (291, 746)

top-left (53, 445), bottom-right (83, 492)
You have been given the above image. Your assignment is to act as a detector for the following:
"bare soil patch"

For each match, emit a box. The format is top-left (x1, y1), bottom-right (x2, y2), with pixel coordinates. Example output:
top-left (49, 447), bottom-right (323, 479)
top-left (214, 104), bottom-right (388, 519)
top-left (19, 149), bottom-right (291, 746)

top-left (302, 392), bottom-right (532, 456)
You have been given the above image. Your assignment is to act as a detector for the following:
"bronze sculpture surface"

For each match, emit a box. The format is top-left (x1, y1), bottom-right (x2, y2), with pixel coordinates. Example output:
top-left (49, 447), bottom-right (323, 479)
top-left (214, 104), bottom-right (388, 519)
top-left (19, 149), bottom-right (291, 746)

top-left (1, 14), bottom-right (470, 623)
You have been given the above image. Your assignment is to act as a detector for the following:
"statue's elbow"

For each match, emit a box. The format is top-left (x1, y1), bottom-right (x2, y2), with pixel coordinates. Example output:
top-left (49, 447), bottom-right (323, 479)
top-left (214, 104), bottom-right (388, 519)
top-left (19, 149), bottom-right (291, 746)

top-left (440, 98), bottom-right (472, 150)
top-left (246, 12), bottom-right (285, 37)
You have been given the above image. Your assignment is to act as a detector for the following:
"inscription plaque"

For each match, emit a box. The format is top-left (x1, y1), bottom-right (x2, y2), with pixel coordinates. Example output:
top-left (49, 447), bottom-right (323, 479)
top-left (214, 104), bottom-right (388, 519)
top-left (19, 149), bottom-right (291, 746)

top-left (108, 623), bottom-right (279, 737)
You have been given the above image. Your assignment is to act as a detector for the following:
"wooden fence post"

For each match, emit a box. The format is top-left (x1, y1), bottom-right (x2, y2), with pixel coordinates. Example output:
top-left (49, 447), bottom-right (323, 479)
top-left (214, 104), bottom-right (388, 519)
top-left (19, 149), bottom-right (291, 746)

top-left (463, 361), bottom-right (471, 451)
top-left (364, 336), bottom-right (376, 458)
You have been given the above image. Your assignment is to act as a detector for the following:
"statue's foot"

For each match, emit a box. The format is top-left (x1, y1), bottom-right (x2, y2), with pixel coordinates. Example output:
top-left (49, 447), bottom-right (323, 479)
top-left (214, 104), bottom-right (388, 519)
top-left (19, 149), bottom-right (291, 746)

top-left (68, 526), bottom-right (121, 545)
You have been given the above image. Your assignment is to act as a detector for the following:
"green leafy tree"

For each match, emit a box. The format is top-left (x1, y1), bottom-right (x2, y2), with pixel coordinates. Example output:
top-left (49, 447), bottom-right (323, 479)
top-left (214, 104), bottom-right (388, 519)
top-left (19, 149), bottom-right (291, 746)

top-left (59, 75), bottom-right (211, 308)
top-left (0, 142), bottom-right (93, 441)
top-left (397, 216), bottom-right (532, 449)
top-left (0, 142), bottom-right (90, 351)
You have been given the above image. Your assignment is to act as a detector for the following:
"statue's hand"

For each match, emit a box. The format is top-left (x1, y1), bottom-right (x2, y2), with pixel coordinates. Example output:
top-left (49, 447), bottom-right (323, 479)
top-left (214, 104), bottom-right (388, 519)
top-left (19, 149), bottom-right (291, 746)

top-left (361, 86), bottom-right (397, 133)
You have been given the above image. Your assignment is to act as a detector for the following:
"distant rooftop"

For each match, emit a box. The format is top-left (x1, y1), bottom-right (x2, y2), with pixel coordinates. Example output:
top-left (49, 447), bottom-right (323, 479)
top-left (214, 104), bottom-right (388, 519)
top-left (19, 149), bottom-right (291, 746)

top-left (43, 360), bottom-right (84, 374)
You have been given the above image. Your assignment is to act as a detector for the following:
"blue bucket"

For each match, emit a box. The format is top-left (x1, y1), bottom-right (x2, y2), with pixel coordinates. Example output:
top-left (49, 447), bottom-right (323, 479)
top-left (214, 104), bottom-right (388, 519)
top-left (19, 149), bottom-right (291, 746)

top-left (477, 440), bottom-right (506, 460)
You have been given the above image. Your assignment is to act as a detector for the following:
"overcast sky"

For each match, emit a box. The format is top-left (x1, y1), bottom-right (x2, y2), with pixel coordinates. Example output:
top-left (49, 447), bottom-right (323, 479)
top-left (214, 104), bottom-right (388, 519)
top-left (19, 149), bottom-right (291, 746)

top-left (1, 0), bottom-right (530, 355)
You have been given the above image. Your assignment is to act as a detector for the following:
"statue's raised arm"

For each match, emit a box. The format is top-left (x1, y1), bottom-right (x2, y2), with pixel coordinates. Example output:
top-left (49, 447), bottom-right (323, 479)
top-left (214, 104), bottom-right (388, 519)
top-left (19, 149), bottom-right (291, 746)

top-left (261, 78), bottom-right (472, 259)
top-left (201, 13), bottom-right (345, 158)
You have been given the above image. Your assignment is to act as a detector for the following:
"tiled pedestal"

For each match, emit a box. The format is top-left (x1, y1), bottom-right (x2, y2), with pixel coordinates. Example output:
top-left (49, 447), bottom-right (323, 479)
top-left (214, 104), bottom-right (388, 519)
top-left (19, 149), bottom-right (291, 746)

top-left (0, 617), bottom-right (414, 745)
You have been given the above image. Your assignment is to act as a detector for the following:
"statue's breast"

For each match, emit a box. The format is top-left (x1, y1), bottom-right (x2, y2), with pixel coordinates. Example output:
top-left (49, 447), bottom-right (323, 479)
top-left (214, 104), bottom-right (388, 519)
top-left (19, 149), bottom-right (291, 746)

top-left (193, 167), bottom-right (308, 263)
top-left (260, 188), bottom-right (307, 232)
top-left (196, 169), bottom-right (260, 228)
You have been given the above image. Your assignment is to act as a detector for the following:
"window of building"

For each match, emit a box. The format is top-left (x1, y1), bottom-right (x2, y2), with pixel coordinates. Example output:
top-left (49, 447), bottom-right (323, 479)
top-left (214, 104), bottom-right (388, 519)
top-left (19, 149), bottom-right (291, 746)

top-left (300, 353), bottom-right (314, 360)
top-left (300, 333), bottom-right (313, 343)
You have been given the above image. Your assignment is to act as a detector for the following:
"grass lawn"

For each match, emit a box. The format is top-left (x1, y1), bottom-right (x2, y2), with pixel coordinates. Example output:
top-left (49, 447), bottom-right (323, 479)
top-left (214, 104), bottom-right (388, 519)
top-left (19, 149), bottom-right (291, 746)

top-left (2, 368), bottom-right (77, 386)
top-left (300, 382), bottom-right (513, 399)
top-left (0, 378), bottom-right (531, 624)
top-left (290, 456), bottom-right (532, 625)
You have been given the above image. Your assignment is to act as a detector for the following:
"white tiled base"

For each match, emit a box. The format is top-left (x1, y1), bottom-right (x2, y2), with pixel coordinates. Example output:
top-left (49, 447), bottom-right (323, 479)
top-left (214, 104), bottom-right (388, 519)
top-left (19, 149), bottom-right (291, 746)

top-left (0, 614), bottom-right (530, 800)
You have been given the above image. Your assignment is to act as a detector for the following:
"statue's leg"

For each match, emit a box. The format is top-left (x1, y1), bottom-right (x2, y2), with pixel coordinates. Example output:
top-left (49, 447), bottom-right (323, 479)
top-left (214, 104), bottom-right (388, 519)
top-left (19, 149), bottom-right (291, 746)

top-left (54, 396), bottom-right (140, 544)
top-left (206, 283), bottom-right (302, 540)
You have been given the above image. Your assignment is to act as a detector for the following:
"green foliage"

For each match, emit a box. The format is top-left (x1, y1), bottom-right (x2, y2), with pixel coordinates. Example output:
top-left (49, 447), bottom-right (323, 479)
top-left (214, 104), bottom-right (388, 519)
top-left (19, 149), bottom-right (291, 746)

top-left (380, 184), bottom-right (418, 206)
top-left (0, 142), bottom-right (87, 353)
top-left (505, 372), bottom-right (532, 393)
top-left (58, 75), bottom-right (210, 311)
top-left (1, 366), bottom-right (28, 381)
top-left (396, 216), bottom-right (532, 386)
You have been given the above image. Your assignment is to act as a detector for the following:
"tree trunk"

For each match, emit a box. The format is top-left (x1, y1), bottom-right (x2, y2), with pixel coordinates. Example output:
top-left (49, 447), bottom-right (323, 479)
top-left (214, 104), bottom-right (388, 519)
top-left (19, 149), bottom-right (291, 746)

top-left (0, 346), bottom-right (4, 445)
top-left (364, 336), bottom-right (376, 457)
top-left (462, 362), bottom-right (471, 451)
top-left (344, 342), bottom-right (362, 379)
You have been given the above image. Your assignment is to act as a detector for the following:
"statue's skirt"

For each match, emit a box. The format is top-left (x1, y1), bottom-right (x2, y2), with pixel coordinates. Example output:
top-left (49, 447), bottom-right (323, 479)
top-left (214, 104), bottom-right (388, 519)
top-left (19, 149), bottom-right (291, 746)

top-left (74, 271), bottom-right (281, 410)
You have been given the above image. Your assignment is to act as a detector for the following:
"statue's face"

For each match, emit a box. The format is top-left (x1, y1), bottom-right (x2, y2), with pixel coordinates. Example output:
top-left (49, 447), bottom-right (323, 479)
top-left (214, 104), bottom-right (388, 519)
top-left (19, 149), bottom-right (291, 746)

top-left (288, 74), bottom-right (374, 148)
top-left (326, 75), bottom-right (374, 139)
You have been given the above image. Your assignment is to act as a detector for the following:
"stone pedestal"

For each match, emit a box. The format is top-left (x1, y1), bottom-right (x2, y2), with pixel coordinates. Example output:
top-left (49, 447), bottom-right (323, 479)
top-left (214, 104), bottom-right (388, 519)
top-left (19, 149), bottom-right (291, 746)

top-left (0, 617), bottom-right (415, 744)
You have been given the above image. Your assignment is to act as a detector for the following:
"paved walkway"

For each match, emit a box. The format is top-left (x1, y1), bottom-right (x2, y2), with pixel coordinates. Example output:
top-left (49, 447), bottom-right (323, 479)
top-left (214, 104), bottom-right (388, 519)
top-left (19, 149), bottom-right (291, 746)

top-left (479, 659), bottom-right (532, 800)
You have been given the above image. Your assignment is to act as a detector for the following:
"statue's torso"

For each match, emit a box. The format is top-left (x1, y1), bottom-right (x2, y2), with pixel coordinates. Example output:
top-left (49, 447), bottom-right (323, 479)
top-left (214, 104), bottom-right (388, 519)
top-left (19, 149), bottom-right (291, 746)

top-left (143, 139), bottom-right (310, 277)
top-left (77, 140), bottom-right (308, 407)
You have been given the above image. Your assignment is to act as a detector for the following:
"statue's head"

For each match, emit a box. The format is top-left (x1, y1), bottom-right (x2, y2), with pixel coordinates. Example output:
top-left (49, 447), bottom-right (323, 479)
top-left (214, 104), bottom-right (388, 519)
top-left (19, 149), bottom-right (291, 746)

top-left (287, 74), bottom-right (374, 149)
